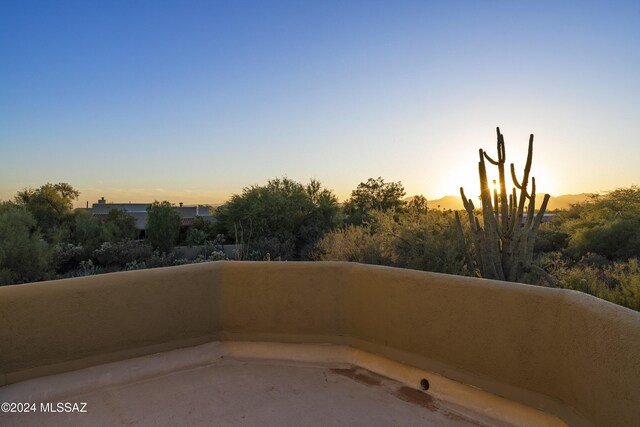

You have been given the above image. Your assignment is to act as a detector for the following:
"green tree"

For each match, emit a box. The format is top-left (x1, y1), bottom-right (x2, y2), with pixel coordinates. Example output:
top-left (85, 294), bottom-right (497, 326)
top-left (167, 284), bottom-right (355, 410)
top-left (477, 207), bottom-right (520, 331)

top-left (105, 208), bottom-right (138, 241)
top-left (300, 179), bottom-right (340, 255)
top-left (216, 177), bottom-right (339, 259)
top-left (185, 216), bottom-right (217, 246)
top-left (50, 208), bottom-right (137, 274)
top-left (71, 210), bottom-right (109, 256)
top-left (586, 186), bottom-right (640, 219)
top-left (344, 177), bottom-right (406, 224)
top-left (14, 182), bottom-right (80, 240)
top-left (563, 186), bottom-right (640, 261)
top-left (146, 201), bottom-right (181, 253)
top-left (0, 203), bottom-right (51, 285)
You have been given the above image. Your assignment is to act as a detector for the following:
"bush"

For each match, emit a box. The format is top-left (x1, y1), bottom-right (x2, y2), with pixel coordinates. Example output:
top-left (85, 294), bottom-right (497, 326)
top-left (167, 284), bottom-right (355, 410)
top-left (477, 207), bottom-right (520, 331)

top-left (146, 201), bottom-right (181, 253)
top-left (315, 209), bottom-right (465, 274)
top-left (93, 241), bottom-right (153, 269)
top-left (569, 218), bottom-right (640, 260)
top-left (52, 243), bottom-right (85, 273)
top-left (185, 227), bottom-right (208, 246)
top-left (315, 225), bottom-right (392, 265)
top-left (216, 177), bottom-right (339, 260)
top-left (0, 204), bottom-right (51, 285)
top-left (246, 237), bottom-right (296, 261)
top-left (534, 228), bottom-right (569, 253)
top-left (537, 252), bottom-right (640, 311)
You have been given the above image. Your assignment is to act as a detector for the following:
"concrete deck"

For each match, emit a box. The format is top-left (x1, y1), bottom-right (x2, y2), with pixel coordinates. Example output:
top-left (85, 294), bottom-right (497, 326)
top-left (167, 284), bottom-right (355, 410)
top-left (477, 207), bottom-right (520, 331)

top-left (0, 342), bottom-right (565, 427)
top-left (4, 262), bottom-right (639, 424)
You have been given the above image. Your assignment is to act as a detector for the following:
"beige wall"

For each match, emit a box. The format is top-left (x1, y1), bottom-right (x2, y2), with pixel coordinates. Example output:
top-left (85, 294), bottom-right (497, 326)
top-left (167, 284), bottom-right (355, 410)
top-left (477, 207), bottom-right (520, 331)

top-left (1, 262), bottom-right (639, 426)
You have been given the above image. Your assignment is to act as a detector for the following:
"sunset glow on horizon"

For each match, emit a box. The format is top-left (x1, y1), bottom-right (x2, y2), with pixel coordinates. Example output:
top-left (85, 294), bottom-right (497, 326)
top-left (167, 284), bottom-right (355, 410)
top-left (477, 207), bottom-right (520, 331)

top-left (1, 1), bottom-right (638, 207)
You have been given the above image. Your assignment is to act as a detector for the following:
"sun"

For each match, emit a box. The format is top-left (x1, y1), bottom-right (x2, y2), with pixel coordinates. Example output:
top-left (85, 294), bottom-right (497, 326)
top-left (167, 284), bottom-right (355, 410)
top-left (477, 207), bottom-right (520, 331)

top-left (436, 160), bottom-right (482, 202)
top-left (437, 154), bottom-right (554, 204)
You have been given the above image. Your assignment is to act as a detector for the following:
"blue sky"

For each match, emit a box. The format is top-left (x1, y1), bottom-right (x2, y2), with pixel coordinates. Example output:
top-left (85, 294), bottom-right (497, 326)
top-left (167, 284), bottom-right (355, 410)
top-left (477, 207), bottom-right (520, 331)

top-left (1, 1), bottom-right (639, 205)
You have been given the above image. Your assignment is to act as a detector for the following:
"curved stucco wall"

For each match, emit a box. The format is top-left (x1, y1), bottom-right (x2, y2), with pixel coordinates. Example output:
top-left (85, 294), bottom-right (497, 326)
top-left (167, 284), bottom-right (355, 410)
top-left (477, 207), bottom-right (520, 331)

top-left (1, 262), bottom-right (639, 426)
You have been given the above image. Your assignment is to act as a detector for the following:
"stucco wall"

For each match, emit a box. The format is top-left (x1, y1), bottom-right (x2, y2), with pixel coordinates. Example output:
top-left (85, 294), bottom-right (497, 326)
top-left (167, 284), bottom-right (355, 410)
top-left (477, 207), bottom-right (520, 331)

top-left (1, 262), bottom-right (639, 426)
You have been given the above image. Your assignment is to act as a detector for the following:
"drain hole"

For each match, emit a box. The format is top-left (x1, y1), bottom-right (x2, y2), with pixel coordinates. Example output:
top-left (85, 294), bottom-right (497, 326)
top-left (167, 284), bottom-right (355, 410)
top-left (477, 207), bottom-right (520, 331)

top-left (419, 378), bottom-right (429, 390)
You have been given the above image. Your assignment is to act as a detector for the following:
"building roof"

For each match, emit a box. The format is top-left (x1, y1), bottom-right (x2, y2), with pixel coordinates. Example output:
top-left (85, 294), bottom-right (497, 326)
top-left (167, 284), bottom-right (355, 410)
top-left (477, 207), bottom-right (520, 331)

top-left (88, 198), bottom-right (215, 229)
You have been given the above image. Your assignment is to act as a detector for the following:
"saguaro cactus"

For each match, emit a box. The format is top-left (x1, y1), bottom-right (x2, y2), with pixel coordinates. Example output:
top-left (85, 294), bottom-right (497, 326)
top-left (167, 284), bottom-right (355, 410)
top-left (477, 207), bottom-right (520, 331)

top-left (455, 127), bottom-right (552, 284)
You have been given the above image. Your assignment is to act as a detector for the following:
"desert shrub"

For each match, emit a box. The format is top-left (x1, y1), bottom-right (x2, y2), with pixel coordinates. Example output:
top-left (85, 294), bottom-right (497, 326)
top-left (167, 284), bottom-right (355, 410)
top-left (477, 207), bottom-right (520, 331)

top-left (245, 237), bottom-right (297, 261)
top-left (52, 243), bottom-right (85, 273)
top-left (315, 209), bottom-right (465, 274)
top-left (124, 260), bottom-right (146, 271)
top-left (207, 250), bottom-right (227, 261)
top-left (143, 251), bottom-right (176, 268)
top-left (617, 259), bottom-right (640, 310)
top-left (0, 204), bottom-right (52, 285)
top-left (93, 241), bottom-right (153, 269)
top-left (315, 224), bottom-right (394, 265)
top-left (189, 216), bottom-right (218, 241)
top-left (537, 251), bottom-right (640, 311)
top-left (392, 210), bottom-right (465, 274)
top-left (534, 228), bottom-right (569, 253)
top-left (569, 218), bottom-right (640, 260)
top-left (556, 186), bottom-right (640, 261)
top-left (184, 250), bottom-right (228, 264)
top-left (185, 227), bottom-right (208, 246)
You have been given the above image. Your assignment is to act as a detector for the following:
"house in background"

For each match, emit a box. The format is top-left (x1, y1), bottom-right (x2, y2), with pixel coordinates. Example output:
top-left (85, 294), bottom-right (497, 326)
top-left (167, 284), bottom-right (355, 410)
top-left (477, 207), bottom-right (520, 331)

top-left (89, 197), bottom-right (216, 230)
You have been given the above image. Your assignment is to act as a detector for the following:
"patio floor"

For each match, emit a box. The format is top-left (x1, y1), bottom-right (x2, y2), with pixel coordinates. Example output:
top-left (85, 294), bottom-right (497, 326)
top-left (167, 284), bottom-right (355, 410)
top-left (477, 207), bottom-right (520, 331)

top-left (0, 342), bottom-right (565, 427)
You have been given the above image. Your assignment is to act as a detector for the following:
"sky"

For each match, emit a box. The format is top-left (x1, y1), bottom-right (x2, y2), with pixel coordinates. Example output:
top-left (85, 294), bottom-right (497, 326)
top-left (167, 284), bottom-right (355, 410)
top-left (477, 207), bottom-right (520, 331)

top-left (1, 0), bottom-right (639, 207)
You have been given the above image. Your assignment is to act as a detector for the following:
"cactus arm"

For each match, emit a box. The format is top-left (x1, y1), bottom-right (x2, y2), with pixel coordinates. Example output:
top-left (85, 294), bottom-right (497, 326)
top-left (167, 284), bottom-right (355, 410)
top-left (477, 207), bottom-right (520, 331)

top-left (510, 163), bottom-right (522, 189)
top-left (484, 152), bottom-right (499, 165)
top-left (460, 187), bottom-right (486, 277)
top-left (524, 193), bottom-right (551, 267)
top-left (507, 187), bottom-right (518, 235)
top-left (479, 153), bottom-right (505, 280)
top-left (493, 187), bottom-right (500, 224)
top-left (455, 211), bottom-right (478, 276)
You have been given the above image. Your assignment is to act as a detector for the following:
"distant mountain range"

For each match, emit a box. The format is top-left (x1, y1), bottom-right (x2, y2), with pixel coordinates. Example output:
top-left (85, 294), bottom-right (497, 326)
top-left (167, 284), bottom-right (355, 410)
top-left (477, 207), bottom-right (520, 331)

top-left (409, 193), bottom-right (592, 211)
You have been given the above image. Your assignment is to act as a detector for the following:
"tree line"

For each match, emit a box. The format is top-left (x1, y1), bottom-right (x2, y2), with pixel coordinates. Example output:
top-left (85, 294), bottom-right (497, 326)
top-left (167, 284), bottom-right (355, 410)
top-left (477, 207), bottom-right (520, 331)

top-left (0, 179), bottom-right (638, 311)
top-left (0, 185), bottom-right (193, 284)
